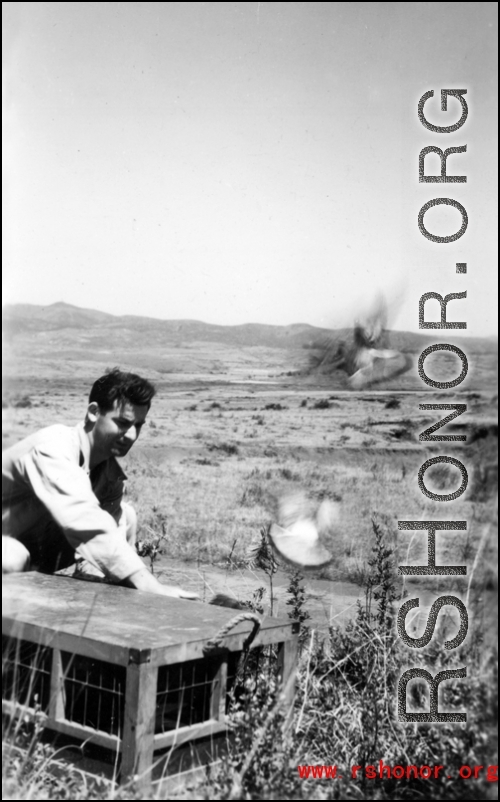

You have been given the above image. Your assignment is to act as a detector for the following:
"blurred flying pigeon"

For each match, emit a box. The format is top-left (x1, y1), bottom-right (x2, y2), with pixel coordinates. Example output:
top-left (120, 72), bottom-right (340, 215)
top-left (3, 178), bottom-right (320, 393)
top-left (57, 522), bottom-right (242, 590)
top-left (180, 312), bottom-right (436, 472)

top-left (267, 492), bottom-right (336, 569)
top-left (313, 294), bottom-right (413, 389)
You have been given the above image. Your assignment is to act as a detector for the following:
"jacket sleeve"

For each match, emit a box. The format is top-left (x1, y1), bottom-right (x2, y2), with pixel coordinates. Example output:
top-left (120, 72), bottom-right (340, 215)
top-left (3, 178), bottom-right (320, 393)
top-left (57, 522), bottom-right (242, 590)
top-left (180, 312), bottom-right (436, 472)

top-left (21, 445), bottom-right (146, 582)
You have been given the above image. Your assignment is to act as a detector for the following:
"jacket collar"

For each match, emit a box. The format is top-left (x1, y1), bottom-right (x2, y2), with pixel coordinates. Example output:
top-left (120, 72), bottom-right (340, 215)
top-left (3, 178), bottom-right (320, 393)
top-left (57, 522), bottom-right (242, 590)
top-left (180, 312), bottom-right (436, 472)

top-left (76, 422), bottom-right (92, 472)
top-left (76, 422), bottom-right (127, 481)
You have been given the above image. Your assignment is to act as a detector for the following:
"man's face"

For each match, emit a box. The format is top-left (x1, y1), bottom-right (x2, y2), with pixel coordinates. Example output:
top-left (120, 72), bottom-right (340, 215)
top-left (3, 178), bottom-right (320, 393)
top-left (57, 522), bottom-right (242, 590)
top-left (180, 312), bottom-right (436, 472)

top-left (92, 399), bottom-right (149, 460)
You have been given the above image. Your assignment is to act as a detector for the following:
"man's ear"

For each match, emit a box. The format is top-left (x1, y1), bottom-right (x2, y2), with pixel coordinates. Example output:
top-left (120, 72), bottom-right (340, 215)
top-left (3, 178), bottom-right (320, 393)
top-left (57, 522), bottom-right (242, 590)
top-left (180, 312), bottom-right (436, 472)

top-left (86, 402), bottom-right (100, 425)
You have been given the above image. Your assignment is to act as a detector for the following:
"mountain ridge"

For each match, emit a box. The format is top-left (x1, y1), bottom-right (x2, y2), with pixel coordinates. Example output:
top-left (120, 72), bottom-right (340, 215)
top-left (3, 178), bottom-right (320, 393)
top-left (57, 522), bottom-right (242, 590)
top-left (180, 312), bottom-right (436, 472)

top-left (3, 301), bottom-right (496, 355)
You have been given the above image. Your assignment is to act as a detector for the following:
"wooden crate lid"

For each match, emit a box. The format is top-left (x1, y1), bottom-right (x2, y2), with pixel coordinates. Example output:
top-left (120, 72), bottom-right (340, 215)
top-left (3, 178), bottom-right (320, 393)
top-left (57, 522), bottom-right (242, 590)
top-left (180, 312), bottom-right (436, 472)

top-left (2, 573), bottom-right (298, 666)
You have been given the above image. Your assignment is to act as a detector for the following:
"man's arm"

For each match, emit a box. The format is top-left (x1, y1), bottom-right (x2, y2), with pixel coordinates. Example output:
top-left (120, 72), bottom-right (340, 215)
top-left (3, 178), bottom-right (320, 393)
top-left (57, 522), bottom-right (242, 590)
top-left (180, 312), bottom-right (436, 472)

top-left (21, 446), bottom-right (198, 597)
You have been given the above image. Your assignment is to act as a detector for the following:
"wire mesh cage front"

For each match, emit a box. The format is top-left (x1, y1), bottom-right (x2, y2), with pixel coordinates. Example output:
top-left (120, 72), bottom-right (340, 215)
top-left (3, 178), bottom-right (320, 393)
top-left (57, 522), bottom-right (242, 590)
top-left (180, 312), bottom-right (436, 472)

top-left (61, 651), bottom-right (127, 736)
top-left (2, 635), bottom-right (263, 738)
top-left (2, 635), bottom-right (52, 713)
top-left (155, 655), bottom-right (221, 733)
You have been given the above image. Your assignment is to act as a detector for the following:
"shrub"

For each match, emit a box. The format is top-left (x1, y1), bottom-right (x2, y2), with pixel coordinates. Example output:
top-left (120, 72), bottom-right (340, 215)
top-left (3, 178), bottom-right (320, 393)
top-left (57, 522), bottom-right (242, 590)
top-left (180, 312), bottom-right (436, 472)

top-left (312, 398), bottom-right (330, 410)
top-left (12, 395), bottom-right (33, 408)
top-left (390, 426), bottom-right (414, 441)
top-left (278, 467), bottom-right (301, 481)
top-left (207, 441), bottom-right (239, 456)
top-left (240, 483), bottom-right (273, 508)
top-left (385, 397), bottom-right (401, 409)
top-left (425, 461), bottom-right (461, 490)
top-left (286, 571), bottom-right (311, 651)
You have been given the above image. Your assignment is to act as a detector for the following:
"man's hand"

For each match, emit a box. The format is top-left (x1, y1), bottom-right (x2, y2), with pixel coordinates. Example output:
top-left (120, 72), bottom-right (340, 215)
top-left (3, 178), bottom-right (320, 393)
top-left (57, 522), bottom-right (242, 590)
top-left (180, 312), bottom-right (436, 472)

top-left (125, 567), bottom-right (200, 600)
top-left (158, 584), bottom-right (201, 601)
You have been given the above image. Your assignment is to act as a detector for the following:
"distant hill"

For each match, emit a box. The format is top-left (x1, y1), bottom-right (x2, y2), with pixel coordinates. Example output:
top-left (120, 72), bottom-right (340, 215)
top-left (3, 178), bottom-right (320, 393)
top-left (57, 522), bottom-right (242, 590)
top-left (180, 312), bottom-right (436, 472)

top-left (3, 302), bottom-right (330, 349)
top-left (3, 302), bottom-right (497, 388)
top-left (3, 301), bottom-right (496, 354)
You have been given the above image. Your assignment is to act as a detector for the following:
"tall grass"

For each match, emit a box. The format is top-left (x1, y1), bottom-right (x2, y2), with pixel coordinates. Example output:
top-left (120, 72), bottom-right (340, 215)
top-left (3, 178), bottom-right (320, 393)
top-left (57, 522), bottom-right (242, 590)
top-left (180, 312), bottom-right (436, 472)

top-left (207, 520), bottom-right (498, 800)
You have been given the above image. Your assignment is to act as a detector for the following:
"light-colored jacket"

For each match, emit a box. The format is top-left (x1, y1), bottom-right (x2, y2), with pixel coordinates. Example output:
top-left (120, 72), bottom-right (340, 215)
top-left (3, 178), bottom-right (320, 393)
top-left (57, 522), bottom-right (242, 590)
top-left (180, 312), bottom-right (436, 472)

top-left (2, 423), bottom-right (145, 581)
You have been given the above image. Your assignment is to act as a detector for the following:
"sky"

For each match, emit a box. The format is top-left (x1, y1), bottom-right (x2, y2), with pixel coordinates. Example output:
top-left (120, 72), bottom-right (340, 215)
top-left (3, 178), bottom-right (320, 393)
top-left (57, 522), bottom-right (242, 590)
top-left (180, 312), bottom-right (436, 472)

top-left (3, 2), bottom-right (498, 335)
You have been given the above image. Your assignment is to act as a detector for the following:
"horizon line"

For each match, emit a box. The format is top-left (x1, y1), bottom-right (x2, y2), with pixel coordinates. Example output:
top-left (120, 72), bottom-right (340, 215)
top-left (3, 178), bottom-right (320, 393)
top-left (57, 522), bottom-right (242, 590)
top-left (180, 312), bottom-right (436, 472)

top-left (2, 299), bottom-right (498, 339)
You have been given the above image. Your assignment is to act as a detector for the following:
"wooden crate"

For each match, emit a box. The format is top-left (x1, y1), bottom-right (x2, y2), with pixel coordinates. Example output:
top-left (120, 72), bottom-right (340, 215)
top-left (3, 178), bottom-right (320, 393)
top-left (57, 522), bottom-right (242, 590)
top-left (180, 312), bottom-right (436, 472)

top-left (2, 572), bottom-right (299, 788)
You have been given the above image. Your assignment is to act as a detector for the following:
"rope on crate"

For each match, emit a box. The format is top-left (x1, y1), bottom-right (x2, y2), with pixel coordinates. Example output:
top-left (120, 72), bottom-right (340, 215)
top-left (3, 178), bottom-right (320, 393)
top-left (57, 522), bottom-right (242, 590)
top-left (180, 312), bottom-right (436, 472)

top-left (203, 611), bottom-right (261, 653)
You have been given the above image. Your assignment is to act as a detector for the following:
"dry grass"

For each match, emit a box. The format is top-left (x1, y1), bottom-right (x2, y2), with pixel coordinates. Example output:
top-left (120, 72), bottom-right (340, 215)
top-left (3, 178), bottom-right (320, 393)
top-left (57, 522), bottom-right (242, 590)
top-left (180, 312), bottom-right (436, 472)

top-left (2, 381), bottom-right (497, 592)
top-left (2, 379), bottom-right (498, 799)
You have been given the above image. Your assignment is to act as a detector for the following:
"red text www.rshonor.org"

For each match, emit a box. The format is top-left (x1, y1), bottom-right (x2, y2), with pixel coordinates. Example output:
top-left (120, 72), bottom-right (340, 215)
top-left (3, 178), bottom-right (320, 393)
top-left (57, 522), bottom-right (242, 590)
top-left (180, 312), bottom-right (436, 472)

top-left (297, 762), bottom-right (498, 782)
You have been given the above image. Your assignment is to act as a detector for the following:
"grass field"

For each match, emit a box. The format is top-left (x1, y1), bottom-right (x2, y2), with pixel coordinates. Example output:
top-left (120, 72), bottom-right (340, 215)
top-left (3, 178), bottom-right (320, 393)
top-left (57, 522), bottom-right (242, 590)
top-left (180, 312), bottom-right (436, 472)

top-left (2, 370), bottom-right (498, 800)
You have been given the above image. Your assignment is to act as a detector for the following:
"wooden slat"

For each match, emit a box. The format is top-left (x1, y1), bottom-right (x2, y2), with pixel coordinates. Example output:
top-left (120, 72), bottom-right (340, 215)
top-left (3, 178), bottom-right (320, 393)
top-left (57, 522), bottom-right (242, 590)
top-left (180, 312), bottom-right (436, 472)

top-left (2, 698), bottom-right (46, 721)
top-left (2, 618), bottom-right (131, 666)
top-left (210, 657), bottom-right (227, 721)
top-left (48, 648), bottom-right (65, 721)
top-left (2, 700), bottom-right (228, 758)
top-left (2, 699), bottom-right (121, 751)
top-left (121, 662), bottom-right (158, 789)
top-left (44, 719), bottom-right (122, 752)
top-left (152, 719), bottom-right (228, 751)
top-left (145, 624), bottom-right (298, 666)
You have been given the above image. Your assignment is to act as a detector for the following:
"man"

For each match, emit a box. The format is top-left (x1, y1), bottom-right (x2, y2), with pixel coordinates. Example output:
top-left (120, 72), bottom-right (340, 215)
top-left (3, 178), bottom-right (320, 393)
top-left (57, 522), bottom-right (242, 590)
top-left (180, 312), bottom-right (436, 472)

top-left (2, 369), bottom-right (198, 599)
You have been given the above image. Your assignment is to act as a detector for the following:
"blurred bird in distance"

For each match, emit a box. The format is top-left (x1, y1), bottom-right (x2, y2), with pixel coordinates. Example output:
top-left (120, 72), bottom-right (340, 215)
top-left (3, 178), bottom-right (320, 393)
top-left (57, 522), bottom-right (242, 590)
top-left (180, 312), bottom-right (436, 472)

top-left (310, 293), bottom-right (413, 389)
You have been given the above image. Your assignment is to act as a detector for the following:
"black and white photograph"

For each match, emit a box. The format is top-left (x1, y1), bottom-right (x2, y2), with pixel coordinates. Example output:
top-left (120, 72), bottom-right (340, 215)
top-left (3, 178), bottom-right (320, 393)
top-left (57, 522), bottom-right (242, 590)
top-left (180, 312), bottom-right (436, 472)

top-left (2, 2), bottom-right (498, 799)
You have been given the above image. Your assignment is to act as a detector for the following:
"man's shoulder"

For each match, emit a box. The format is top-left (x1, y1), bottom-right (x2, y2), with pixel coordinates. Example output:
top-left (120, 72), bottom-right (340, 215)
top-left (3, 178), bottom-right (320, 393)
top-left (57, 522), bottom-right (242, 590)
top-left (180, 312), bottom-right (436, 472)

top-left (2, 424), bottom-right (82, 465)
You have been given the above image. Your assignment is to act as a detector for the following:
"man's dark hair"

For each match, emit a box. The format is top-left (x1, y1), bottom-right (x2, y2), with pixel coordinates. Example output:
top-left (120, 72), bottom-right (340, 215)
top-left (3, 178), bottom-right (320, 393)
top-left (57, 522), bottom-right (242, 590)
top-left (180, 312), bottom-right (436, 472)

top-left (89, 369), bottom-right (156, 411)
